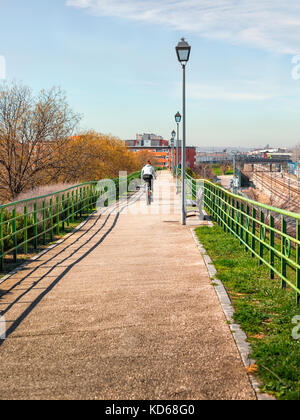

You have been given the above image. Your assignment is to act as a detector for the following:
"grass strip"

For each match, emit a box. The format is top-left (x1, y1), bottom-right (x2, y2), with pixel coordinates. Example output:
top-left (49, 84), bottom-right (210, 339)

top-left (195, 224), bottom-right (300, 400)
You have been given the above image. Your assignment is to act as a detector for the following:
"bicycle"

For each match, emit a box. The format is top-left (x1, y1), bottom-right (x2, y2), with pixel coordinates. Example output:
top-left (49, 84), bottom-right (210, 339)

top-left (144, 177), bottom-right (153, 205)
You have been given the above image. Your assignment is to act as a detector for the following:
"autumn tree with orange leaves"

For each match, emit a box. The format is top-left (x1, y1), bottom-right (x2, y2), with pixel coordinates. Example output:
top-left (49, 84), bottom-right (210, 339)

top-left (52, 131), bottom-right (138, 183)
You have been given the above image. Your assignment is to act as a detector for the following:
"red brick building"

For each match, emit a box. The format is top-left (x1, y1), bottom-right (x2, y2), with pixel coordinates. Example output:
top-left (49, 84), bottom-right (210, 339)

top-left (168, 146), bottom-right (196, 171)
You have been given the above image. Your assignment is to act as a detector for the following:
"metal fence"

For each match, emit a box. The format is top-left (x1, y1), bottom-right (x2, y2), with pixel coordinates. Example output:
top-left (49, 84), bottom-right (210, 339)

top-left (176, 169), bottom-right (300, 303)
top-left (0, 172), bottom-right (141, 271)
top-left (202, 179), bottom-right (300, 304)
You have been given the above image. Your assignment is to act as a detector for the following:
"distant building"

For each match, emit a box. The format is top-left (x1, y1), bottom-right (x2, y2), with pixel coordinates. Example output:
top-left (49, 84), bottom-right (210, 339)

top-left (124, 133), bottom-right (196, 169)
top-left (171, 147), bottom-right (197, 171)
top-left (288, 162), bottom-right (300, 176)
top-left (195, 152), bottom-right (232, 164)
top-left (125, 134), bottom-right (169, 168)
top-left (126, 133), bottom-right (169, 148)
top-left (249, 148), bottom-right (292, 160)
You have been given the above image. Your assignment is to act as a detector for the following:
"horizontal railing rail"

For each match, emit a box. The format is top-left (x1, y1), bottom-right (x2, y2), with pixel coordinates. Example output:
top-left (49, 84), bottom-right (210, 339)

top-left (175, 168), bottom-right (300, 304)
top-left (0, 171), bottom-right (141, 272)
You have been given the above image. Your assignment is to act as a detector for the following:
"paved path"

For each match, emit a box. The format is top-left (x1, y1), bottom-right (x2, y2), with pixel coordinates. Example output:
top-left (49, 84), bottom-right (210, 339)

top-left (0, 173), bottom-right (256, 400)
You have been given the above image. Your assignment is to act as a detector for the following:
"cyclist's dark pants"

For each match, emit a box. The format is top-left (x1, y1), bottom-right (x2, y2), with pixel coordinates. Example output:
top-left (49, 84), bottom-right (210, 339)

top-left (143, 175), bottom-right (153, 191)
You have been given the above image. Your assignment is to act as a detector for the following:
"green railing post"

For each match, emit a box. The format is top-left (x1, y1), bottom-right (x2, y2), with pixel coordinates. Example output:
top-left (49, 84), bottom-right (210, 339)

top-left (56, 196), bottom-right (60, 236)
top-left (92, 184), bottom-right (95, 210)
top-left (12, 208), bottom-right (17, 263)
top-left (240, 202), bottom-right (244, 245)
top-left (24, 205), bottom-right (28, 255)
top-left (235, 201), bottom-right (240, 236)
top-left (34, 202), bottom-right (38, 250)
top-left (91, 184), bottom-right (95, 210)
top-left (231, 198), bottom-right (235, 232)
top-left (50, 198), bottom-right (54, 242)
top-left (252, 207), bottom-right (256, 258)
top-left (223, 192), bottom-right (227, 232)
top-left (76, 189), bottom-right (79, 219)
top-left (81, 187), bottom-right (85, 217)
top-left (71, 191), bottom-right (75, 223)
top-left (62, 194), bottom-right (65, 231)
top-left (43, 200), bottom-right (46, 245)
top-left (259, 210), bottom-right (264, 265)
top-left (88, 186), bottom-right (91, 214)
top-left (80, 188), bottom-right (83, 218)
top-left (269, 214), bottom-right (275, 280)
top-left (281, 217), bottom-right (287, 289)
top-left (219, 190), bottom-right (222, 227)
top-left (67, 193), bottom-right (70, 227)
top-left (245, 205), bottom-right (250, 252)
top-left (211, 186), bottom-right (215, 221)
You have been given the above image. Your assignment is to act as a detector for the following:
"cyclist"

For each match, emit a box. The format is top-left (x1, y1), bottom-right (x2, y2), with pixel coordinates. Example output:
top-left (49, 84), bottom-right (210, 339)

top-left (142, 161), bottom-right (156, 199)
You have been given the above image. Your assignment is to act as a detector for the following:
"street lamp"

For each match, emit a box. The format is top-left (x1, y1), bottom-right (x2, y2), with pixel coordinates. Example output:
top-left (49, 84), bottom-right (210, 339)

top-left (176, 38), bottom-right (191, 225)
top-left (175, 112), bottom-right (181, 194)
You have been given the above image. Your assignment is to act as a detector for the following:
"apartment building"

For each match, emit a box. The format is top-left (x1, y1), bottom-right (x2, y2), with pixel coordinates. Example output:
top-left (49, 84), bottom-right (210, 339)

top-left (125, 133), bottom-right (196, 170)
top-left (125, 134), bottom-right (170, 168)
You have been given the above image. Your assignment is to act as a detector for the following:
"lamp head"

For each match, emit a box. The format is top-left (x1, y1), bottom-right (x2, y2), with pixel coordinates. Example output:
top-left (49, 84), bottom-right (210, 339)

top-left (176, 38), bottom-right (191, 65)
top-left (175, 112), bottom-right (181, 124)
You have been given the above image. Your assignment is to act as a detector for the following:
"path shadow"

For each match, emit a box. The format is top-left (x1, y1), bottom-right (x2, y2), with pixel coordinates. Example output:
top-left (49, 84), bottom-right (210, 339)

top-left (0, 191), bottom-right (142, 346)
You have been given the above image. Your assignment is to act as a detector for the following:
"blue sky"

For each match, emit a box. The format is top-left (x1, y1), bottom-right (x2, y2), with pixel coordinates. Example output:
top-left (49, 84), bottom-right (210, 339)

top-left (1, 0), bottom-right (300, 148)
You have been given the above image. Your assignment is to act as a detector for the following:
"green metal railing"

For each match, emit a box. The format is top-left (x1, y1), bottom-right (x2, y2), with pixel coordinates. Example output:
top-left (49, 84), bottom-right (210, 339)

top-left (178, 169), bottom-right (199, 208)
top-left (0, 171), bottom-right (141, 272)
top-left (176, 169), bottom-right (300, 304)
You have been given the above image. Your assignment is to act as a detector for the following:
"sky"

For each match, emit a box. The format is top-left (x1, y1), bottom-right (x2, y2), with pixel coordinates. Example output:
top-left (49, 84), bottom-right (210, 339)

top-left (1, 0), bottom-right (300, 148)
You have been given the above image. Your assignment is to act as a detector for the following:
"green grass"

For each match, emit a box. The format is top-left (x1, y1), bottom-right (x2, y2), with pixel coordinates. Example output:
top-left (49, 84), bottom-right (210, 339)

top-left (212, 165), bottom-right (222, 176)
top-left (225, 169), bottom-right (234, 175)
top-left (211, 165), bottom-right (233, 176)
top-left (195, 224), bottom-right (300, 400)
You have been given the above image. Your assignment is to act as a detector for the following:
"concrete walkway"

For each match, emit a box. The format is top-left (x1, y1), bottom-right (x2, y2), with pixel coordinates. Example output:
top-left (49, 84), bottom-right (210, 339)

top-left (0, 172), bottom-right (256, 400)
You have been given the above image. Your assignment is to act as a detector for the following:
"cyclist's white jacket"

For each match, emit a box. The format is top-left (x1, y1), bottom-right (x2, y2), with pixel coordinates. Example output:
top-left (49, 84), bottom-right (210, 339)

top-left (141, 165), bottom-right (156, 179)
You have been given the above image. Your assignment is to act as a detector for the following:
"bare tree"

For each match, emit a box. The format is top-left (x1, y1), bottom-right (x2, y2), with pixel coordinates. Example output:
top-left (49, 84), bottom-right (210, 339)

top-left (0, 82), bottom-right (81, 200)
top-left (194, 164), bottom-right (214, 179)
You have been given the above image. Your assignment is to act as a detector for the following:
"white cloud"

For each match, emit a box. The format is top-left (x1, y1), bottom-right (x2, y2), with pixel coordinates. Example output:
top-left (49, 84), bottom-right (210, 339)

top-left (187, 83), bottom-right (276, 101)
top-left (66, 0), bottom-right (300, 55)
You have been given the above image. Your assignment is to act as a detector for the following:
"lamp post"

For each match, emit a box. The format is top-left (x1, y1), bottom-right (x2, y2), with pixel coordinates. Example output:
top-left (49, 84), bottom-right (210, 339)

top-left (176, 38), bottom-right (191, 225)
top-left (175, 112), bottom-right (181, 194)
